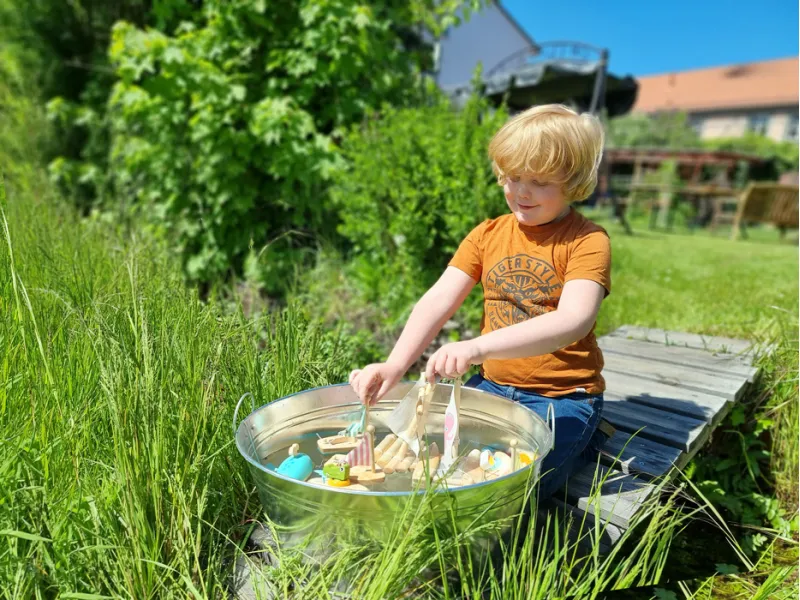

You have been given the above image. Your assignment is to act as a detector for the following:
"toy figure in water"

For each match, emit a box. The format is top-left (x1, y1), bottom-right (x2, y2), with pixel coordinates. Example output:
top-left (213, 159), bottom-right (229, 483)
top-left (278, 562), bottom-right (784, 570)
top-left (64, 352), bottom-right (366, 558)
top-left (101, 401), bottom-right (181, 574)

top-left (323, 455), bottom-right (350, 482)
top-left (273, 443), bottom-right (313, 481)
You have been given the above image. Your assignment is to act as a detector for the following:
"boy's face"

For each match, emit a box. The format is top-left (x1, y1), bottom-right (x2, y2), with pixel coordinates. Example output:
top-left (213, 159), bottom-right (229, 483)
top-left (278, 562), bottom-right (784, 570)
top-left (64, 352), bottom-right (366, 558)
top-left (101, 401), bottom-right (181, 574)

top-left (503, 174), bottom-right (569, 226)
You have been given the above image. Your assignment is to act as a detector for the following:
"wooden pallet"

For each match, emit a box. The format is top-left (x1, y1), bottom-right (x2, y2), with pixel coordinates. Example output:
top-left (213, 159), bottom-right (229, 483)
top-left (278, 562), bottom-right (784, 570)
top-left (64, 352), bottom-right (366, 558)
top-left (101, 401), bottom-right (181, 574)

top-left (557, 325), bottom-right (762, 544)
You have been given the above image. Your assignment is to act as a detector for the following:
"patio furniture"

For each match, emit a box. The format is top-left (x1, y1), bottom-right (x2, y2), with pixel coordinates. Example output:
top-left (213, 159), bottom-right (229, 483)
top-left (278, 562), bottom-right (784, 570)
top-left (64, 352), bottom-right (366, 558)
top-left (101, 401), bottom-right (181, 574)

top-left (710, 182), bottom-right (799, 239)
top-left (603, 148), bottom-right (767, 232)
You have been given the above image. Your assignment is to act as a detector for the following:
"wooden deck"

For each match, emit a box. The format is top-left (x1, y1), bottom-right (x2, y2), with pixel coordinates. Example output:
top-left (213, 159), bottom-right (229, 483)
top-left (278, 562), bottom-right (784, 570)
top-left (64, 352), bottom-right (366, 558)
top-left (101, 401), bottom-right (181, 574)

top-left (557, 325), bottom-right (762, 548)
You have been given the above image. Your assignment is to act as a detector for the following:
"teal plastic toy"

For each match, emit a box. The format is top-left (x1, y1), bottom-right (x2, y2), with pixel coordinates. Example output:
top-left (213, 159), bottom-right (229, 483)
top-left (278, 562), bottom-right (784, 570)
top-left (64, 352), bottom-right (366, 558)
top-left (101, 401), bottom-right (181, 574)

top-left (276, 443), bottom-right (313, 481)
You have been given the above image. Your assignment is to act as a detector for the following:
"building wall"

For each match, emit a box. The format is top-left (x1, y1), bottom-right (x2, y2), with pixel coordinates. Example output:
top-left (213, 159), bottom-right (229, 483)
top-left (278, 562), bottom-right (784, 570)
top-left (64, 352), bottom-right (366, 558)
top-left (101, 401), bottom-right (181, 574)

top-left (698, 114), bottom-right (748, 138)
top-left (435, 2), bottom-right (534, 88)
top-left (690, 106), bottom-right (798, 141)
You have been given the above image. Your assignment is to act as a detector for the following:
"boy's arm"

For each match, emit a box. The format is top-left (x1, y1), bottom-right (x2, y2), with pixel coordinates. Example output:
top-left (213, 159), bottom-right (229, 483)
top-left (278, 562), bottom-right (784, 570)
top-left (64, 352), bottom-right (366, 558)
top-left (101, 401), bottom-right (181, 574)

top-left (476, 279), bottom-right (605, 359)
top-left (350, 267), bottom-right (477, 403)
top-left (387, 267), bottom-right (477, 371)
top-left (426, 279), bottom-right (605, 380)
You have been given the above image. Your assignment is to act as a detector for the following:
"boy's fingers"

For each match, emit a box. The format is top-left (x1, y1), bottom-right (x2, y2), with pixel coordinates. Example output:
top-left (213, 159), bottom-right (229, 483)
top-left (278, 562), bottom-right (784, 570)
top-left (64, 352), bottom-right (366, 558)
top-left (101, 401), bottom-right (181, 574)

top-left (362, 372), bottom-right (383, 405)
top-left (355, 374), bottom-right (369, 401)
top-left (435, 354), bottom-right (448, 380)
top-left (367, 377), bottom-right (381, 401)
top-left (445, 355), bottom-right (458, 378)
top-left (425, 352), bottom-right (438, 383)
top-left (349, 369), bottom-right (361, 386)
top-left (374, 379), bottom-right (392, 405)
top-left (456, 356), bottom-right (469, 376)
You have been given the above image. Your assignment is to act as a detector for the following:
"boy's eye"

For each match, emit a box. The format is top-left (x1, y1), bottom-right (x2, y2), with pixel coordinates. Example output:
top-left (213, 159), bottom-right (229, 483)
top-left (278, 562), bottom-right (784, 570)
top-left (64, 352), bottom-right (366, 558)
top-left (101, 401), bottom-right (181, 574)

top-left (509, 175), bottom-right (546, 186)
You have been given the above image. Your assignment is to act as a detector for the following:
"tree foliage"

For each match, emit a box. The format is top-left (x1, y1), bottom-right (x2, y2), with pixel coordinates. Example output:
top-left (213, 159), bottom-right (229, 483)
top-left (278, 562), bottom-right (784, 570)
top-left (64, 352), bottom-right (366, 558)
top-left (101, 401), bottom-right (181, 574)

top-left (605, 111), bottom-right (701, 149)
top-left (42, 0), bottom-right (479, 288)
top-left (2, 1), bottom-right (198, 209)
top-left (332, 87), bottom-right (507, 317)
top-left (704, 132), bottom-right (799, 174)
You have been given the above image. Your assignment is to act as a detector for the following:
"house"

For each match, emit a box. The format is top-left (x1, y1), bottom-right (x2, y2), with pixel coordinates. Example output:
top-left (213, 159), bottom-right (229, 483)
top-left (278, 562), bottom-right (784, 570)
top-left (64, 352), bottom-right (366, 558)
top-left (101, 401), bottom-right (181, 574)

top-left (632, 57), bottom-right (799, 142)
top-left (433, 1), bottom-right (538, 89)
top-left (433, 1), bottom-right (638, 117)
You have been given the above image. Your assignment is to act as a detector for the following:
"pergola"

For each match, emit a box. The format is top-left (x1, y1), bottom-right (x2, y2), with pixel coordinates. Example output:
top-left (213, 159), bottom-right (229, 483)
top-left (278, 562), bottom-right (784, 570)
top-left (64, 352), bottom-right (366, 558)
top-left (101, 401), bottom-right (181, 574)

top-left (443, 41), bottom-right (639, 118)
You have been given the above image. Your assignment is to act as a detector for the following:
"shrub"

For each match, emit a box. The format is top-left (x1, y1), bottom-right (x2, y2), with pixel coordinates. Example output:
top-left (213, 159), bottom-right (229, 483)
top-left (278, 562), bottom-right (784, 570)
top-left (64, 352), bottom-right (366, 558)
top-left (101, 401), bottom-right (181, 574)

top-left (331, 89), bottom-right (508, 320)
top-left (704, 132), bottom-right (799, 175)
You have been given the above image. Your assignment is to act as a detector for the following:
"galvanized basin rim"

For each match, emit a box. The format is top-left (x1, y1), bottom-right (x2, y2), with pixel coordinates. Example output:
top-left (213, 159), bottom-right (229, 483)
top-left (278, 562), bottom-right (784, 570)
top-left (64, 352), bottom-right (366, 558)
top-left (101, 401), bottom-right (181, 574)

top-left (234, 382), bottom-right (554, 497)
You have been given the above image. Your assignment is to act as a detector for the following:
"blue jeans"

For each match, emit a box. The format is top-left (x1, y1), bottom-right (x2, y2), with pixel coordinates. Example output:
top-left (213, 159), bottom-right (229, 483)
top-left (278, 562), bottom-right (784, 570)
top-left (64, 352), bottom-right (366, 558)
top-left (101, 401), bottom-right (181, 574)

top-left (465, 373), bottom-right (606, 499)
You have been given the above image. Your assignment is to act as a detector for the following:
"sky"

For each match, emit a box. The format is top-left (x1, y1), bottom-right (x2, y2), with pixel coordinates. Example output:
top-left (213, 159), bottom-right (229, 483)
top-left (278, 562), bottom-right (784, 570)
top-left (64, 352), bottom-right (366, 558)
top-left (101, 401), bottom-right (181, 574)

top-left (502, 0), bottom-right (799, 77)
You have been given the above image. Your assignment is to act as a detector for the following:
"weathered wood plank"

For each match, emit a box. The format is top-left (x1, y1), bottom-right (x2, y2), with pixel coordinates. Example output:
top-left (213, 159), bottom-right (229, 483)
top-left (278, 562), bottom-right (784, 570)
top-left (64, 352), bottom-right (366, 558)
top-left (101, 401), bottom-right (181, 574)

top-left (675, 398), bottom-right (736, 471)
top-left (599, 335), bottom-right (758, 382)
top-left (563, 463), bottom-right (655, 529)
top-left (602, 371), bottom-right (731, 425)
top-left (608, 325), bottom-right (753, 356)
top-left (602, 352), bottom-right (747, 402)
top-left (598, 430), bottom-right (682, 479)
top-left (602, 396), bottom-right (708, 452)
top-left (559, 326), bottom-right (764, 548)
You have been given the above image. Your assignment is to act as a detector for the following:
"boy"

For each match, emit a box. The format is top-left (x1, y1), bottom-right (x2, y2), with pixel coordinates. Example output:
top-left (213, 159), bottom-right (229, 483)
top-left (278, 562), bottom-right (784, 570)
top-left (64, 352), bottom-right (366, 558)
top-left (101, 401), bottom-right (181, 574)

top-left (349, 104), bottom-right (610, 498)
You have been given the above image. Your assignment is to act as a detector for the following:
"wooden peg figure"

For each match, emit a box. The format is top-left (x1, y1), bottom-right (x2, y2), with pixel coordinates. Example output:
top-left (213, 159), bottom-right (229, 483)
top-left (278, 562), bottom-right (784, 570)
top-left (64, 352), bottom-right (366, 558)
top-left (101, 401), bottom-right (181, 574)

top-left (367, 424), bottom-right (376, 472)
top-left (415, 402), bottom-right (425, 444)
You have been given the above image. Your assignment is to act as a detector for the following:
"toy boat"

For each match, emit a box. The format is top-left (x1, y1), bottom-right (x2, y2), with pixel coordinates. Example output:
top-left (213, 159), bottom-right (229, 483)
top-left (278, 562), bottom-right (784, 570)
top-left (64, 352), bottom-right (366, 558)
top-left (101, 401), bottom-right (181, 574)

top-left (317, 435), bottom-right (360, 454)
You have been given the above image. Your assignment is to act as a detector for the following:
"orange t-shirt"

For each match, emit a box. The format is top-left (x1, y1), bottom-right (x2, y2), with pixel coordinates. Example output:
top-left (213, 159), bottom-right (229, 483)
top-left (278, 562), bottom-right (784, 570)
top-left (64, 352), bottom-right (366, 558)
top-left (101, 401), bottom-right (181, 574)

top-left (448, 208), bottom-right (611, 397)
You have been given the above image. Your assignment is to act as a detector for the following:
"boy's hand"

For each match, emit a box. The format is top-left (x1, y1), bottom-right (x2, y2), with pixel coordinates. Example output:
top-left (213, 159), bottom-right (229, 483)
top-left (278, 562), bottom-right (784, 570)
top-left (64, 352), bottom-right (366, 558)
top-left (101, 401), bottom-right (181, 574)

top-left (349, 362), bottom-right (405, 406)
top-left (426, 340), bottom-right (484, 382)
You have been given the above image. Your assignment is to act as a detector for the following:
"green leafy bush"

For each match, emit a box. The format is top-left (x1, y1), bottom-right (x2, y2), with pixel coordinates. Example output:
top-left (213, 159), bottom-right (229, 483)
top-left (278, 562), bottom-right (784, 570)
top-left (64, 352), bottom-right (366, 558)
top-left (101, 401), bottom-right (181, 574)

top-left (688, 323), bottom-right (799, 556)
top-left (2, 0), bottom-right (197, 211)
top-left (704, 132), bottom-right (799, 175)
top-left (45, 0), bottom-right (477, 293)
top-left (331, 89), bottom-right (508, 321)
top-left (606, 111), bottom-right (701, 149)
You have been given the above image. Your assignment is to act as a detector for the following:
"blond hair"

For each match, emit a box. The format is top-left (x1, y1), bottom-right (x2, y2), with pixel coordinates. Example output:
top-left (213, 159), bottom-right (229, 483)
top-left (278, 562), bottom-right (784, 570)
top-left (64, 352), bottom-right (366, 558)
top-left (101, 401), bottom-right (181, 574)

top-left (488, 104), bottom-right (605, 202)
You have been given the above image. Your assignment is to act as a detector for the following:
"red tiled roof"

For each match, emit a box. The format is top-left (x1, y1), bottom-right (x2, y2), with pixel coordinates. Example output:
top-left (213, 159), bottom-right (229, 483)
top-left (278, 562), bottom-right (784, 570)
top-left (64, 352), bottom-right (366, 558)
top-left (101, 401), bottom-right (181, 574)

top-left (633, 56), bottom-right (798, 113)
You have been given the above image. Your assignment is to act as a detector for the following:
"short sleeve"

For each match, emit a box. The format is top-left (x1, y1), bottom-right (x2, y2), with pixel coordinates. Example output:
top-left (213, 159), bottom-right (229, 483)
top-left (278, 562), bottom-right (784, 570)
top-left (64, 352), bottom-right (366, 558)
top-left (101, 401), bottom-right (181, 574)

top-left (448, 221), bottom-right (488, 282)
top-left (564, 230), bottom-right (611, 295)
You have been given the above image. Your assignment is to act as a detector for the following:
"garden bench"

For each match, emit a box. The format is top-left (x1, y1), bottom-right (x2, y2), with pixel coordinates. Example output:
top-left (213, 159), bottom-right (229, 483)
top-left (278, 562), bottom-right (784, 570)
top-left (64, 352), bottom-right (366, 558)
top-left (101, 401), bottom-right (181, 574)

top-left (710, 182), bottom-right (799, 239)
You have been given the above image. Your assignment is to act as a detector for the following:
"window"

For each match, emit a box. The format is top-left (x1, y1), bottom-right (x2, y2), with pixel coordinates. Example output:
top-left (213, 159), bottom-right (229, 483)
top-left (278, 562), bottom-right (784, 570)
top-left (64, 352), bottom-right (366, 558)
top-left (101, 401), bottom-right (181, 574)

top-left (747, 112), bottom-right (770, 136)
top-left (785, 113), bottom-right (798, 142)
top-left (688, 115), bottom-right (704, 136)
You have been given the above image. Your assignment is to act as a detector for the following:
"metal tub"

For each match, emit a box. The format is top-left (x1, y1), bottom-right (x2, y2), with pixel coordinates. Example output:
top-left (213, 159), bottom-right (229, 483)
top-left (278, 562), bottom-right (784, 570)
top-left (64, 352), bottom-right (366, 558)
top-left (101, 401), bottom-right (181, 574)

top-left (234, 382), bottom-right (552, 554)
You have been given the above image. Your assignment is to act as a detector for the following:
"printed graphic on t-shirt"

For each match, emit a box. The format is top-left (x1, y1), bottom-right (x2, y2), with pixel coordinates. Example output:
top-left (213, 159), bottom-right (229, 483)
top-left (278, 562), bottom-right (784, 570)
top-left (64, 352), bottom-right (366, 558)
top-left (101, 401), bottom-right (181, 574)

top-left (485, 254), bottom-right (562, 329)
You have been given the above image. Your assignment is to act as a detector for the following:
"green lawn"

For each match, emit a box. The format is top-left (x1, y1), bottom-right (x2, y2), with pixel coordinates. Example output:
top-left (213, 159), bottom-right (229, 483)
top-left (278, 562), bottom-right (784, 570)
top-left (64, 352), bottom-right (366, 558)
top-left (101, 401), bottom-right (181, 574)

top-left (583, 208), bottom-right (799, 340)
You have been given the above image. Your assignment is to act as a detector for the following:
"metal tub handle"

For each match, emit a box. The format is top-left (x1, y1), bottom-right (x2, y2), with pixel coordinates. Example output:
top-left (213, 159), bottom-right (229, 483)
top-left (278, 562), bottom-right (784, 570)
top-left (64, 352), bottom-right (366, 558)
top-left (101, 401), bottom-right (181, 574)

top-left (234, 392), bottom-right (255, 436)
top-left (547, 402), bottom-right (556, 452)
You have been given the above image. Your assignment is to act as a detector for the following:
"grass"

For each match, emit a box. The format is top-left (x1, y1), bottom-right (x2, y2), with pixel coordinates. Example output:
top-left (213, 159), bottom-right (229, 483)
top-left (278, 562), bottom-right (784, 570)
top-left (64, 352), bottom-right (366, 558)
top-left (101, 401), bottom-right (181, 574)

top-left (583, 207), bottom-right (798, 340)
top-left (2, 176), bottom-right (796, 598)
top-left (0, 174), bottom-right (360, 597)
